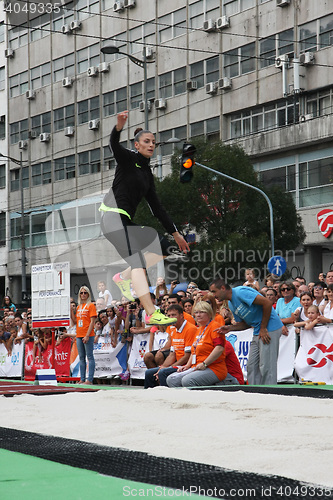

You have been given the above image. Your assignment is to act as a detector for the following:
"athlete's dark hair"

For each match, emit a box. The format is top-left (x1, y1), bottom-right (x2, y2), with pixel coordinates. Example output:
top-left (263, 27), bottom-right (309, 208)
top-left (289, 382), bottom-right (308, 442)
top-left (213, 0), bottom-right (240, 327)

top-left (134, 129), bottom-right (153, 142)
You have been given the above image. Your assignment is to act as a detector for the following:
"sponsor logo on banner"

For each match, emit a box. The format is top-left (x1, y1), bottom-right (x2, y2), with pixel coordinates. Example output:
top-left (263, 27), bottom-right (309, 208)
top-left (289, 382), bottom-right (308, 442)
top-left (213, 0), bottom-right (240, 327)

top-left (307, 343), bottom-right (333, 368)
top-left (317, 209), bottom-right (333, 238)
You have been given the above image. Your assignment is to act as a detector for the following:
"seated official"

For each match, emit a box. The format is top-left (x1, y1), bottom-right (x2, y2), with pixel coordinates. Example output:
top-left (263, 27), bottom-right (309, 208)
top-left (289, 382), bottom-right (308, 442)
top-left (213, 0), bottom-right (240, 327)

top-left (167, 302), bottom-right (227, 388)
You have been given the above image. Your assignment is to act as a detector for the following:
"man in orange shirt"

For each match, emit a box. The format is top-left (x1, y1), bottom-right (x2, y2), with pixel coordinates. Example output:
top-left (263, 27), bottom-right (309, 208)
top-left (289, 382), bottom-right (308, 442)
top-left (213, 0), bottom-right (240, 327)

top-left (144, 304), bottom-right (197, 388)
top-left (167, 294), bottom-right (196, 325)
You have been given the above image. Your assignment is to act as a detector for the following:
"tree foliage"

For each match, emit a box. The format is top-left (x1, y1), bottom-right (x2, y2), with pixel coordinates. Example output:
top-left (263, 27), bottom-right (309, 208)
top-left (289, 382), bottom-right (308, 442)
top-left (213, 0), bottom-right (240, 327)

top-left (134, 138), bottom-right (306, 287)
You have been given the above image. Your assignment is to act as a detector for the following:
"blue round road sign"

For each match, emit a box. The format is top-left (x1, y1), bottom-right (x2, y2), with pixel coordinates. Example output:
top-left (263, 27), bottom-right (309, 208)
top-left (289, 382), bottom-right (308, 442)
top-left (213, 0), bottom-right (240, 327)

top-left (267, 256), bottom-right (287, 277)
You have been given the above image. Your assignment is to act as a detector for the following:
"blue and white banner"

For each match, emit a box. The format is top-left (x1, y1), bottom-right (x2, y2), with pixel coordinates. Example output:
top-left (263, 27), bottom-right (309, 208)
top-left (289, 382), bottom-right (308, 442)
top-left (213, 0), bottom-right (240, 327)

top-left (70, 340), bottom-right (128, 378)
top-left (0, 342), bottom-right (24, 377)
top-left (128, 333), bottom-right (150, 379)
top-left (225, 328), bottom-right (253, 380)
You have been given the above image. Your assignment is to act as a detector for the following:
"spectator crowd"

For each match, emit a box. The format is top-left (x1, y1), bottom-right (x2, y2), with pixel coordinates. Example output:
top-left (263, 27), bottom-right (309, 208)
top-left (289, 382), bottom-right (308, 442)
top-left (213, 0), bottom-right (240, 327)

top-left (1, 269), bottom-right (333, 386)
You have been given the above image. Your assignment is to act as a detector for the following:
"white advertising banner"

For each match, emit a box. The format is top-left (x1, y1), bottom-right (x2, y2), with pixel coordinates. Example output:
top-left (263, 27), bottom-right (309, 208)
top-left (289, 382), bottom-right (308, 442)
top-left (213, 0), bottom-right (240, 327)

top-left (294, 324), bottom-right (333, 384)
top-left (128, 333), bottom-right (150, 379)
top-left (277, 325), bottom-right (297, 383)
top-left (0, 342), bottom-right (24, 377)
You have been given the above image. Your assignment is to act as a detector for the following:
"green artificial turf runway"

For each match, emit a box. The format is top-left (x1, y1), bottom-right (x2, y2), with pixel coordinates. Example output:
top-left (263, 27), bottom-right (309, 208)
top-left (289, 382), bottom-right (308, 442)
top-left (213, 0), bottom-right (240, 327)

top-left (1, 449), bottom-right (201, 500)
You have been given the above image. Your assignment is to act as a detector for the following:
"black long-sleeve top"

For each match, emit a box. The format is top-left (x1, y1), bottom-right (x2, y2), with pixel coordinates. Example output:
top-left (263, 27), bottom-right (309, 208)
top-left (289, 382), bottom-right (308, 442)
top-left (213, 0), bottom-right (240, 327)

top-left (103, 127), bottom-right (177, 235)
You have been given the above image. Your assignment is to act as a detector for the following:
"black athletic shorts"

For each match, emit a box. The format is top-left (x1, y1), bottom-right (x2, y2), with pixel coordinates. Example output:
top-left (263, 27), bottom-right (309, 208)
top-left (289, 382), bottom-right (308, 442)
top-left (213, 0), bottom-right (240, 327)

top-left (101, 211), bottom-right (173, 270)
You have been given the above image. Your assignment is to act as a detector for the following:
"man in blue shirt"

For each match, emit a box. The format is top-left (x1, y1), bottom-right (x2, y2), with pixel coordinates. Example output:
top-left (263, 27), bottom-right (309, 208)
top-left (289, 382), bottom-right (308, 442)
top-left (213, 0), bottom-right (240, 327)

top-left (210, 278), bottom-right (283, 385)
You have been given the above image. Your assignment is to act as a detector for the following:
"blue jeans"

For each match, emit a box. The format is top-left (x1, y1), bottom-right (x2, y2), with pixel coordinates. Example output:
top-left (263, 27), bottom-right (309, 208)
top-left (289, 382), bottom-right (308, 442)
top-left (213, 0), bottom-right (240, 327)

top-left (144, 366), bottom-right (177, 389)
top-left (76, 336), bottom-right (95, 382)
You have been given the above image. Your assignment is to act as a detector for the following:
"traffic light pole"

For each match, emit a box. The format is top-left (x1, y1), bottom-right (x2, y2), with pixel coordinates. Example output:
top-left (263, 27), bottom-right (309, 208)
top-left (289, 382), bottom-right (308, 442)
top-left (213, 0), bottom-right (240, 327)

top-left (195, 161), bottom-right (275, 257)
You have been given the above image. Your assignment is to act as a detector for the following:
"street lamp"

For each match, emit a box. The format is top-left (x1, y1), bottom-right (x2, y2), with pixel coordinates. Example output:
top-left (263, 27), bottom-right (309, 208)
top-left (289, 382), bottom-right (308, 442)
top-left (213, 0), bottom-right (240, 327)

top-left (101, 43), bottom-right (155, 131)
top-left (155, 137), bottom-right (181, 180)
top-left (0, 151), bottom-right (28, 303)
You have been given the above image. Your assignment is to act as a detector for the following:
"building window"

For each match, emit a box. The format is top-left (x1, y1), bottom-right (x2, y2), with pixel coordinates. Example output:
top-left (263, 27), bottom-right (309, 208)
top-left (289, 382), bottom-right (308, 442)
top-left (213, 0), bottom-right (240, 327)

top-left (79, 149), bottom-right (100, 176)
top-left (116, 87), bottom-right (127, 112)
top-left (191, 121), bottom-right (205, 137)
top-left (320, 14), bottom-right (333, 49)
top-left (129, 24), bottom-right (143, 55)
top-left (299, 21), bottom-right (317, 53)
top-left (31, 162), bottom-right (52, 186)
top-left (0, 212), bottom-right (5, 246)
top-left (31, 211), bottom-right (50, 247)
top-left (54, 104), bottom-right (75, 131)
top-left (278, 29), bottom-right (294, 57)
top-left (0, 116), bottom-right (5, 140)
top-left (230, 100), bottom-right (298, 139)
top-left (77, 0), bottom-right (100, 20)
top-left (10, 119), bottom-right (28, 144)
top-left (159, 72), bottom-right (172, 98)
top-left (8, 26), bottom-right (28, 49)
top-left (22, 166), bottom-right (29, 189)
top-left (53, 53), bottom-right (75, 82)
top-left (103, 91), bottom-right (115, 117)
top-left (130, 82), bottom-right (142, 109)
top-left (0, 66), bottom-right (5, 91)
top-left (77, 43), bottom-right (100, 73)
top-left (190, 61), bottom-right (205, 88)
top-left (206, 56), bottom-right (219, 83)
top-left (0, 21), bottom-right (4, 43)
top-left (78, 97), bottom-right (100, 124)
top-left (159, 8), bottom-right (186, 43)
top-left (9, 71), bottom-right (29, 97)
top-left (31, 112), bottom-right (51, 135)
top-left (223, 0), bottom-right (255, 17)
top-left (0, 164), bottom-right (6, 189)
top-left (54, 155), bottom-right (76, 181)
top-left (189, 1), bottom-right (204, 30)
top-left (174, 67), bottom-right (186, 95)
top-left (147, 77), bottom-right (155, 100)
top-left (10, 169), bottom-right (20, 191)
top-left (224, 42), bottom-right (255, 78)
top-left (259, 36), bottom-right (275, 69)
top-left (299, 158), bottom-right (333, 208)
top-left (259, 30), bottom-right (294, 69)
top-left (52, 2), bottom-right (74, 31)
top-left (30, 14), bottom-right (50, 42)
top-left (103, 146), bottom-right (116, 171)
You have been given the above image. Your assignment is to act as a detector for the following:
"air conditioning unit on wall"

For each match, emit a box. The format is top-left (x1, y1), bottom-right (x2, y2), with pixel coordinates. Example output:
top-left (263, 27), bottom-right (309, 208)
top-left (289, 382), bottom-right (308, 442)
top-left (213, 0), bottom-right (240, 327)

top-left (216, 16), bottom-right (230, 30)
top-left (62, 77), bottom-right (73, 88)
top-left (139, 101), bottom-right (152, 112)
top-left (18, 140), bottom-right (28, 150)
top-left (40, 133), bottom-right (51, 142)
top-left (113, 1), bottom-right (124, 12)
top-left (155, 98), bottom-right (167, 110)
top-left (187, 80), bottom-right (197, 91)
top-left (206, 82), bottom-right (218, 95)
top-left (88, 119), bottom-right (100, 130)
top-left (299, 113), bottom-right (314, 122)
top-left (203, 19), bottom-right (216, 32)
top-left (218, 77), bottom-right (232, 90)
top-left (277, 0), bottom-right (290, 6)
top-left (87, 66), bottom-right (98, 77)
top-left (65, 126), bottom-right (75, 136)
top-left (299, 52), bottom-right (315, 66)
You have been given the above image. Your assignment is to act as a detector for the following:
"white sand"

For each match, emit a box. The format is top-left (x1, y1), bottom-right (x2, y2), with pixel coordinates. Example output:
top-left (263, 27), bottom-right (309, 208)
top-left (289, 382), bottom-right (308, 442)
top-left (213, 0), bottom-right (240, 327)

top-left (1, 387), bottom-right (333, 488)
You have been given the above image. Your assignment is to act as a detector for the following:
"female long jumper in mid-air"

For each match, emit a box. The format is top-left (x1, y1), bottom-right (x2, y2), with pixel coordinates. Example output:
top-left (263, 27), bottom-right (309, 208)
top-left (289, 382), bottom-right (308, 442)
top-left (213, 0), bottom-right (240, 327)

top-left (100, 111), bottom-right (190, 326)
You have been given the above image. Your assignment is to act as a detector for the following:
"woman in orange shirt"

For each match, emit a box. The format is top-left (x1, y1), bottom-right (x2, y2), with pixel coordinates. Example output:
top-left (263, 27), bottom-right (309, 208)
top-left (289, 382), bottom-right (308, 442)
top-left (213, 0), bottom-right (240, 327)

top-left (167, 302), bottom-right (227, 387)
top-left (71, 286), bottom-right (97, 384)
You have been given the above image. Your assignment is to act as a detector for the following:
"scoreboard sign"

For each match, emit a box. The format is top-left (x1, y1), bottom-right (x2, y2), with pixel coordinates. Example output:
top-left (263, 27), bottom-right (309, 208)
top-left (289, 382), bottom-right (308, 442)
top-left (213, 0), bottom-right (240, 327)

top-left (31, 262), bottom-right (70, 328)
